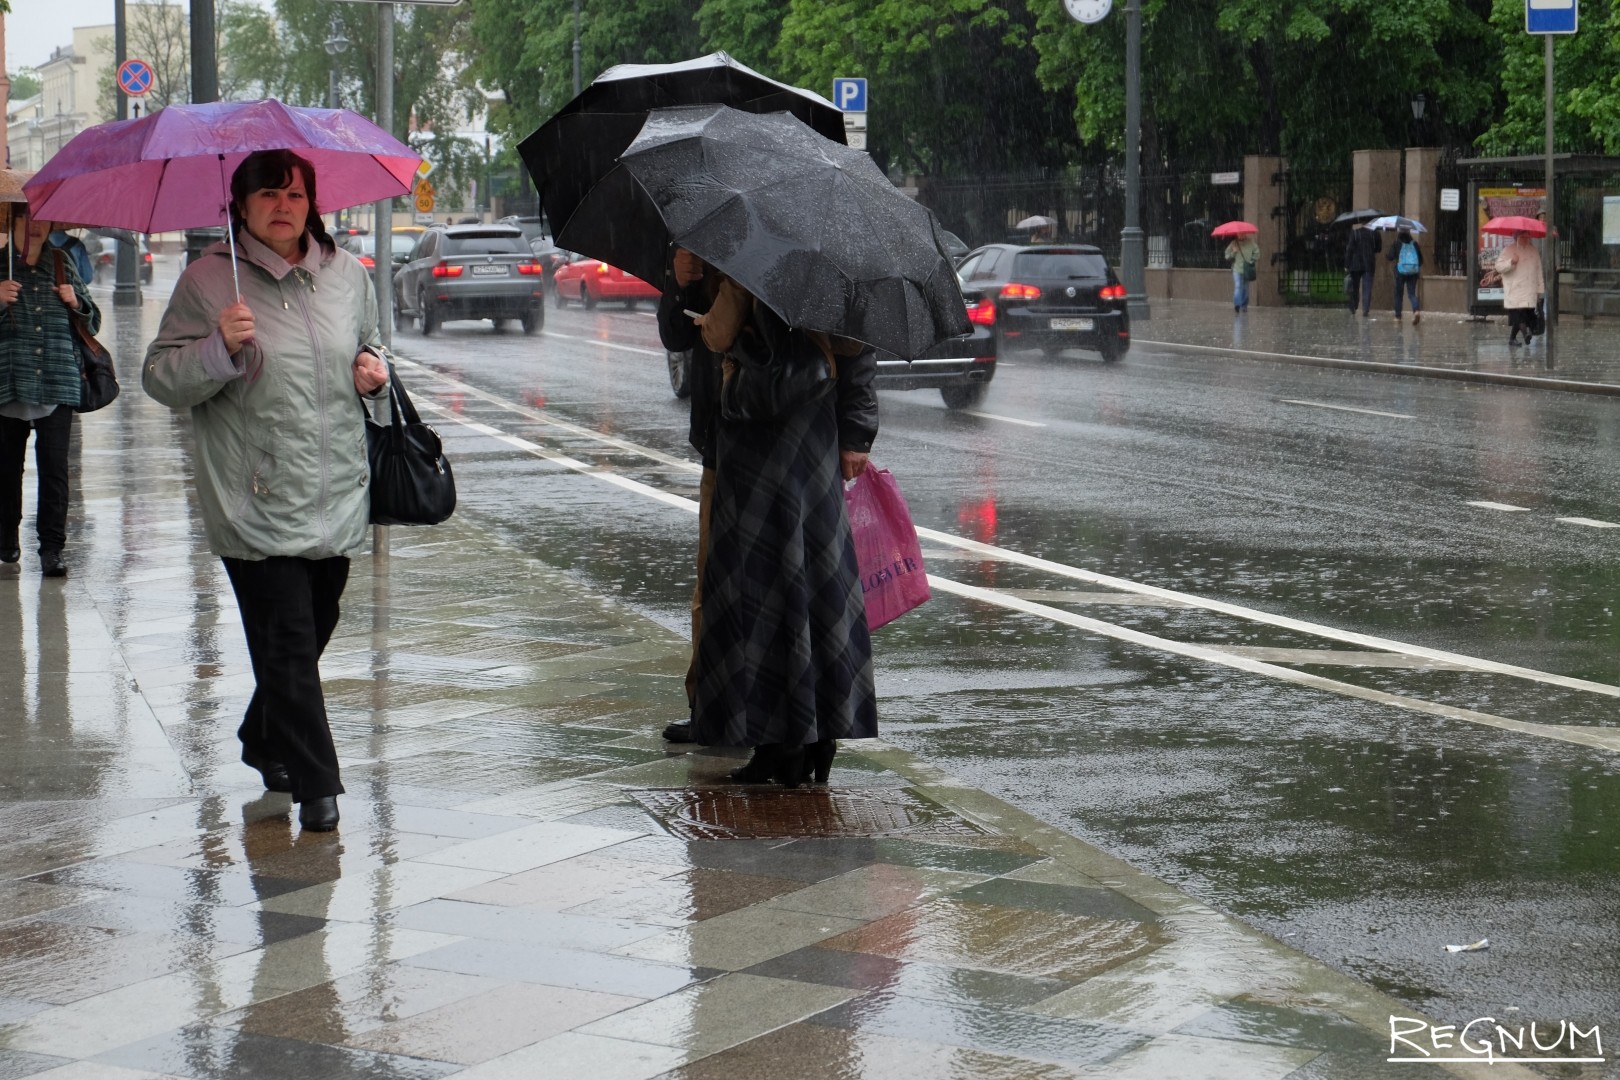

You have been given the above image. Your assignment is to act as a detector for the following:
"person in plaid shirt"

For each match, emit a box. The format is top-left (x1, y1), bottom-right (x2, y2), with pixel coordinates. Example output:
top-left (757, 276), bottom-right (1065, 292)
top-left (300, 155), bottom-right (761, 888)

top-left (0, 209), bottom-right (100, 577)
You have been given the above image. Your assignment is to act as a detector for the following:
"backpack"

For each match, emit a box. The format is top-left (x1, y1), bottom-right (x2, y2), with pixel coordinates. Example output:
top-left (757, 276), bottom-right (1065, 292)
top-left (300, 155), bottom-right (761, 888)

top-left (1397, 242), bottom-right (1419, 275)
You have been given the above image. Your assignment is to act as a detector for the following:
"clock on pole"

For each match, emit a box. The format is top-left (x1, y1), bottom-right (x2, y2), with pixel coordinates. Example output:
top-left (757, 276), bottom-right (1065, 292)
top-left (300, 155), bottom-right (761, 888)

top-left (1063, 0), bottom-right (1112, 23)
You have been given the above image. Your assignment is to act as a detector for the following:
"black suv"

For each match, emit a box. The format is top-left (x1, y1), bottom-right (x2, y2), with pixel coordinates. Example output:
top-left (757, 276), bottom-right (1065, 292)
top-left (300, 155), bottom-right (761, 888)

top-left (394, 224), bottom-right (546, 335)
top-left (956, 244), bottom-right (1129, 361)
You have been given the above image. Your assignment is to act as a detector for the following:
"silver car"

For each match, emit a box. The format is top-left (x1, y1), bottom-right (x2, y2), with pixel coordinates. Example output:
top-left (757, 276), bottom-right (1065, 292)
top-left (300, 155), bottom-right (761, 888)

top-left (394, 224), bottom-right (546, 335)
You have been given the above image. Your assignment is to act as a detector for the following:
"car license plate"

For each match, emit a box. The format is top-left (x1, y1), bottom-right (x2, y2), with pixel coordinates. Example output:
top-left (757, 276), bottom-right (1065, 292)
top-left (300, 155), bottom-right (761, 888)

top-left (471, 265), bottom-right (508, 276)
top-left (1049, 317), bottom-right (1093, 331)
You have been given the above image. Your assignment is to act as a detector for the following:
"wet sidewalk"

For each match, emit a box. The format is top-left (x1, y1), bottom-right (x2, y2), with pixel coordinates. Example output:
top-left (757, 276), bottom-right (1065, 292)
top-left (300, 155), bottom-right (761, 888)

top-left (0, 297), bottom-right (1541, 1079)
top-left (1134, 295), bottom-right (1620, 393)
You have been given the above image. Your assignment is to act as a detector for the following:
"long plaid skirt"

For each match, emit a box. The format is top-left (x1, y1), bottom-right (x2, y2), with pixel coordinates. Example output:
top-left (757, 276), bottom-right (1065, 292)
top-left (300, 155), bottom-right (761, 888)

top-left (692, 393), bottom-right (877, 747)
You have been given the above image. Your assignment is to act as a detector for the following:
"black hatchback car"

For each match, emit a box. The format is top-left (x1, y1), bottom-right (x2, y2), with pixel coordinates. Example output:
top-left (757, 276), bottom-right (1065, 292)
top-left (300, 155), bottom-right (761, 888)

top-left (957, 244), bottom-right (1130, 361)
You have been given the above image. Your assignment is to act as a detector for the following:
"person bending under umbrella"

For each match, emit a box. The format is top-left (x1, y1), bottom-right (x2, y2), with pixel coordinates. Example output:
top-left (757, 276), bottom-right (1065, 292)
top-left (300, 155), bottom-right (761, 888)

top-left (143, 150), bottom-right (389, 832)
top-left (687, 273), bottom-right (879, 786)
top-left (0, 209), bottom-right (100, 578)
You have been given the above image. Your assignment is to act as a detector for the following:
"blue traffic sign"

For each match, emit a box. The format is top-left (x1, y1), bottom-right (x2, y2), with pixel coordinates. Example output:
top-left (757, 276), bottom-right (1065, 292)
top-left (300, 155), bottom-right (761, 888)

top-left (117, 59), bottom-right (154, 97)
top-left (1526, 0), bottom-right (1577, 34)
top-left (832, 78), bottom-right (868, 113)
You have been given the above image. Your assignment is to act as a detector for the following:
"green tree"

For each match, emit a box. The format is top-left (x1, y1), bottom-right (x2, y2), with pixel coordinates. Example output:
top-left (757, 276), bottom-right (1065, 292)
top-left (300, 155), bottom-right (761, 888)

top-left (1481, 0), bottom-right (1615, 153)
top-left (774, 0), bottom-right (1076, 176)
top-left (9, 68), bottom-right (39, 102)
top-left (696, 0), bottom-right (784, 69)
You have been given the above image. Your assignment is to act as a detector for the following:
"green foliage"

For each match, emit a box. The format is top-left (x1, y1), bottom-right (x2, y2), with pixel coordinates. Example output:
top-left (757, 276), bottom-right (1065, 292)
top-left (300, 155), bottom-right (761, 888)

top-left (1481, 0), bottom-right (1617, 154)
top-left (9, 68), bottom-right (40, 102)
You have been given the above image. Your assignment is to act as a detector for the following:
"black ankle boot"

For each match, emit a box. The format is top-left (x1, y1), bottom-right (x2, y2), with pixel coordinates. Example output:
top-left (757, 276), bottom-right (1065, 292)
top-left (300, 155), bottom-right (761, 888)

top-left (807, 739), bottom-right (837, 785)
top-left (39, 549), bottom-right (65, 577)
top-left (1, 534), bottom-right (18, 564)
top-left (242, 750), bottom-right (292, 793)
top-left (729, 746), bottom-right (781, 784)
top-left (299, 796), bottom-right (339, 831)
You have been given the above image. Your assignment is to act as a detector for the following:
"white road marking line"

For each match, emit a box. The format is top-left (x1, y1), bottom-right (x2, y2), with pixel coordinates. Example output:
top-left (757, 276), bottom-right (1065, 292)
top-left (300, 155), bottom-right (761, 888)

top-left (1557, 517), bottom-right (1620, 529)
top-left (909, 524), bottom-right (1620, 699)
top-left (927, 576), bottom-right (1620, 753)
top-left (540, 330), bottom-right (665, 357)
top-left (963, 410), bottom-right (1046, 428)
top-left (1278, 398), bottom-right (1416, 420)
top-left (1467, 500), bottom-right (1533, 512)
top-left (393, 355), bottom-right (1620, 703)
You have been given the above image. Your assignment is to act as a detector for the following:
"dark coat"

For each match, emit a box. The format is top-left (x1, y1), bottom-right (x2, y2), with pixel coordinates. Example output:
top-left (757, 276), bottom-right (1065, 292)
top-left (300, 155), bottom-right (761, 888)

top-left (1344, 227), bottom-right (1381, 273)
top-left (657, 274), bottom-right (722, 468)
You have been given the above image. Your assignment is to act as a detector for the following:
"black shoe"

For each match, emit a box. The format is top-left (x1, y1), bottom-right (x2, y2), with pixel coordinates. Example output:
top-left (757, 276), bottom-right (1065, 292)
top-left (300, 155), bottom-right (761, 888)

top-left (39, 549), bottom-right (65, 577)
top-left (242, 750), bottom-right (292, 793)
top-left (662, 721), bottom-right (695, 743)
top-left (727, 744), bottom-right (805, 788)
top-left (1, 535), bottom-right (17, 564)
top-left (299, 796), bottom-right (339, 831)
top-left (807, 739), bottom-right (837, 785)
top-left (1509, 333), bottom-right (1521, 346)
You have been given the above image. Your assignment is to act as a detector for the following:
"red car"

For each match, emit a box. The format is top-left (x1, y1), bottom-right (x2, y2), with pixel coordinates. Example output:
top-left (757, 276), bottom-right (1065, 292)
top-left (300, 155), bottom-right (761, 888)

top-left (552, 253), bottom-right (661, 310)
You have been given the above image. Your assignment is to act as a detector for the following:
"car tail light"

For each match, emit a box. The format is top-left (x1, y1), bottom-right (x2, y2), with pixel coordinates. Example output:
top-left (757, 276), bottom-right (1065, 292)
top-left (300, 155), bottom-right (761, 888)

top-left (358, 255), bottom-right (374, 269)
top-left (432, 262), bottom-right (463, 278)
top-left (1099, 283), bottom-right (1126, 300)
top-left (966, 298), bottom-right (997, 326)
top-left (1000, 282), bottom-right (1041, 301)
top-left (517, 262), bottom-right (543, 275)
top-left (142, 251), bottom-right (152, 264)
top-left (596, 262), bottom-right (610, 275)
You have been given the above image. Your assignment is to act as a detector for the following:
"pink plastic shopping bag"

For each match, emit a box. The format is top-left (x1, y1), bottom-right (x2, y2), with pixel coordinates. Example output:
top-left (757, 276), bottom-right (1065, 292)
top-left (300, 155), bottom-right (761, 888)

top-left (844, 466), bottom-right (930, 631)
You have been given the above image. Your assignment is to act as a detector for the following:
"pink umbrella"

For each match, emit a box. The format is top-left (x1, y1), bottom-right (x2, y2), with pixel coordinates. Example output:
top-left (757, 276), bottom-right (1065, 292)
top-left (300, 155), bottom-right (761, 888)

top-left (1211, 220), bottom-right (1258, 238)
top-left (1481, 215), bottom-right (1546, 237)
top-left (24, 99), bottom-right (420, 293)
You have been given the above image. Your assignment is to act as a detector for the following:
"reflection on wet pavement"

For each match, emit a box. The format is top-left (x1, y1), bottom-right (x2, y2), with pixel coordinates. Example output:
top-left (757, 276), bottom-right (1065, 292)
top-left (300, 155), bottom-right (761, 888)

top-left (0, 299), bottom-right (1476, 1078)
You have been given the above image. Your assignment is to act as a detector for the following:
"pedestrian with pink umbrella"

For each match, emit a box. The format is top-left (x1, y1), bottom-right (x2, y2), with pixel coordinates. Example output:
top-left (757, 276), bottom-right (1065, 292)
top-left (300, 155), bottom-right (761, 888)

top-left (27, 101), bottom-right (419, 831)
top-left (1213, 221), bottom-right (1259, 314)
top-left (1485, 216), bottom-right (1547, 346)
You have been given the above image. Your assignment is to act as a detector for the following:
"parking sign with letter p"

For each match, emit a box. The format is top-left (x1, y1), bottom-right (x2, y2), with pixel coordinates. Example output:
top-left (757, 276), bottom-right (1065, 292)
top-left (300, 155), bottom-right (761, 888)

top-left (832, 78), bottom-right (868, 113)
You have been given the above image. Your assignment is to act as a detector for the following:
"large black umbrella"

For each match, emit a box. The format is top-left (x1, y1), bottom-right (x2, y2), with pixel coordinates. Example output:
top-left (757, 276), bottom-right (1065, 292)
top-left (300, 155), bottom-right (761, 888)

top-left (618, 105), bottom-right (968, 360)
top-left (519, 52), bottom-right (846, 285)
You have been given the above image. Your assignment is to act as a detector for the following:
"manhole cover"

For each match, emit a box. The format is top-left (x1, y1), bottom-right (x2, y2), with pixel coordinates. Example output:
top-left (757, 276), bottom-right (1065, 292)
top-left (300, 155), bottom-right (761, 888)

top-left (629, 787), bottom-right (989, 841)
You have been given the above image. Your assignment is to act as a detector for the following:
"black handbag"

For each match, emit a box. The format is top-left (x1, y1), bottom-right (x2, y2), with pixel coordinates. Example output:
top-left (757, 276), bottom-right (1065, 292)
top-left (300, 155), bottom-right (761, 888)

top-left (719, 304), bottom-right (834, 424)
top-left (1531, 297), bottom-right (1547, 336)
top-left (52, 250), bottom-right (119, 413)
top-left (365, 363), bottom-right (456, 526)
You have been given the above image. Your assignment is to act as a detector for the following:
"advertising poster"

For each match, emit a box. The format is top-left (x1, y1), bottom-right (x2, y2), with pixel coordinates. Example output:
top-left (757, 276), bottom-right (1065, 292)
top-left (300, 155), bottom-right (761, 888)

top-left (1476, 186), bottom-right (1545, 303)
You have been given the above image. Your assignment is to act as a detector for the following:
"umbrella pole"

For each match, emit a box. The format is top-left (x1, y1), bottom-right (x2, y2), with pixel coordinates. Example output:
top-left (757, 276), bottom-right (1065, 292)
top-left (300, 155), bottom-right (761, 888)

top-left (218, 155), bottom-right (241, 298)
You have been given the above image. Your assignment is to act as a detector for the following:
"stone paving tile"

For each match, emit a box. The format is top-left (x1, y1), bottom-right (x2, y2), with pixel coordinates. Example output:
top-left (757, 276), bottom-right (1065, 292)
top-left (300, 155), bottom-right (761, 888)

top-left (0, 1051), bottom-right (75, 1079)
top-left (94, 1023), bottom-right (462, 1080)
top-left (23, 1065), bottom-right (193, 1080)
top-left (27, 862), bottom-right (309, 909)
top-left (742, 946), bottom-right (1074, 1010)
top-left (449, 1031), bottom-right (685, 1080)
top-left (817, 897), bottom-right (1166, 983)
top-left (762, 863), bottom-right (985, 922)
top-left (401, 937), bottom-right (716, 998)
top-left (346, 980), bottom-right (645, 1065)
top-left (648, 1022), bottom-right (1093, 1080)
top-left (386, 897), bottom-right (664, 950)
top-left (614, 904), bottom-right (868, 972)
top-left (212, 965), bottom-right (502, 1043)
top-left (411, 820), bottom-right (645, 875)
top-left (1077, 1031), bottom-right (1321, 1079)
top-left (560, 867), bottom-right (811, 927)
top-left (806, 992), bottom-right (1150, 1069)
top-left (578, 972), bottom-right (855, 1059)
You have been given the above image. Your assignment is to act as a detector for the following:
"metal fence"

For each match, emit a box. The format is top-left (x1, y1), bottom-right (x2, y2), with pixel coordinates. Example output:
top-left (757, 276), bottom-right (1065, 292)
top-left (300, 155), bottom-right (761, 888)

top-left (1275, 164), bottom-right (1354, 305)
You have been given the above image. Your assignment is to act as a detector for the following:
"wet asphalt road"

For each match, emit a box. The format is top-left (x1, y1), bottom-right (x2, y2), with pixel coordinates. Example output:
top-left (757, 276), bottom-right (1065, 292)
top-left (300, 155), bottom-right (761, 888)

top-left (385, 298), bottom-right (1620, 1035)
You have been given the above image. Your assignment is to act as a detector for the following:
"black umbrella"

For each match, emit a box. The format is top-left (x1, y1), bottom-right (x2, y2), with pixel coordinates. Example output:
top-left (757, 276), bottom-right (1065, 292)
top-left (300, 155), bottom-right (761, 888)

top-left (1332, 207), bottom-right (1385, 225)
top-left (519, 51), bottom-right (846, 286)
top-left (618, 105), bottom-right (969, 360)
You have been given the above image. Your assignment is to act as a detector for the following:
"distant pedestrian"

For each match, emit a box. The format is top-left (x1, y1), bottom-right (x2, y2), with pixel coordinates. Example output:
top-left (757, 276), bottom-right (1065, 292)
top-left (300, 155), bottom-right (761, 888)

top-left (1387, 228), bottom-right (1423, 324)
top-left (48, 229), bottom-right (94, 287)
top-left (1224, 234), bottom-right (1258, 313)
top-left (0, 210), bottom-right (100, 578)
top-left (1344, 222), bottom-right (1381, 316)
top-left (1495, 231), bottom-right (1544, 346)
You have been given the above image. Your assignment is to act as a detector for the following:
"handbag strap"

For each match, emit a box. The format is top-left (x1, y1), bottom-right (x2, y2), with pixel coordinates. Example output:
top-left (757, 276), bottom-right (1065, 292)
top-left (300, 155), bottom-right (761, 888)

top-left (383, 363), bottom-right (427, 431)
top-left (51, 248), bottom-right (101, 355)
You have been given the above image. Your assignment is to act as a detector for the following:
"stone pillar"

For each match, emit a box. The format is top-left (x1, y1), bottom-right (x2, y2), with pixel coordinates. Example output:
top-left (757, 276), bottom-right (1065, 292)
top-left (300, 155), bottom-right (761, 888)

top-left (1244, 155), bottom-right (1284, 306)
top-left (1353, 150), bottom-right (1402, 311)
top-left (1402, 146), bottom-right (1443, 273)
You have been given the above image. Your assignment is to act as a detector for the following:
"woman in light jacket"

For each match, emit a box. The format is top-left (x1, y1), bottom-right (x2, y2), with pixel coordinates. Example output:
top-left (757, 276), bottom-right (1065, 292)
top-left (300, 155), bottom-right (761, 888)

top-left (1495, 231), bottom-right (1544, 346)
top-left (143, 150), bottom-right (388, 831)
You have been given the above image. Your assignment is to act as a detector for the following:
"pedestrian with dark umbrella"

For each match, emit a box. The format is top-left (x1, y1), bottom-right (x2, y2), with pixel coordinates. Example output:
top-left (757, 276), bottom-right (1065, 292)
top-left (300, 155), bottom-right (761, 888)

top-left (1344, 221), bottom-right (1381, 316)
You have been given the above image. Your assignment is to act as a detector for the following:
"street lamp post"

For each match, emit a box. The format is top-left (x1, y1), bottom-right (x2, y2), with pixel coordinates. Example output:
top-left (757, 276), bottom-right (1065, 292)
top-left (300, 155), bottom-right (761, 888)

top-left (572, 0), bottom-right (582, 95)
top-left (324, 19), bottom-right (350, 110)
top-left (1120, 0), bottom-right (1148, 321)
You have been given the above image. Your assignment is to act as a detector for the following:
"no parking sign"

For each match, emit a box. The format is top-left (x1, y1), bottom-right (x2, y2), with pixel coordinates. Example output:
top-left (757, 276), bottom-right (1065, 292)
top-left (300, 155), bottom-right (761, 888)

top-left (117, 59), bottom-right (154, 98)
